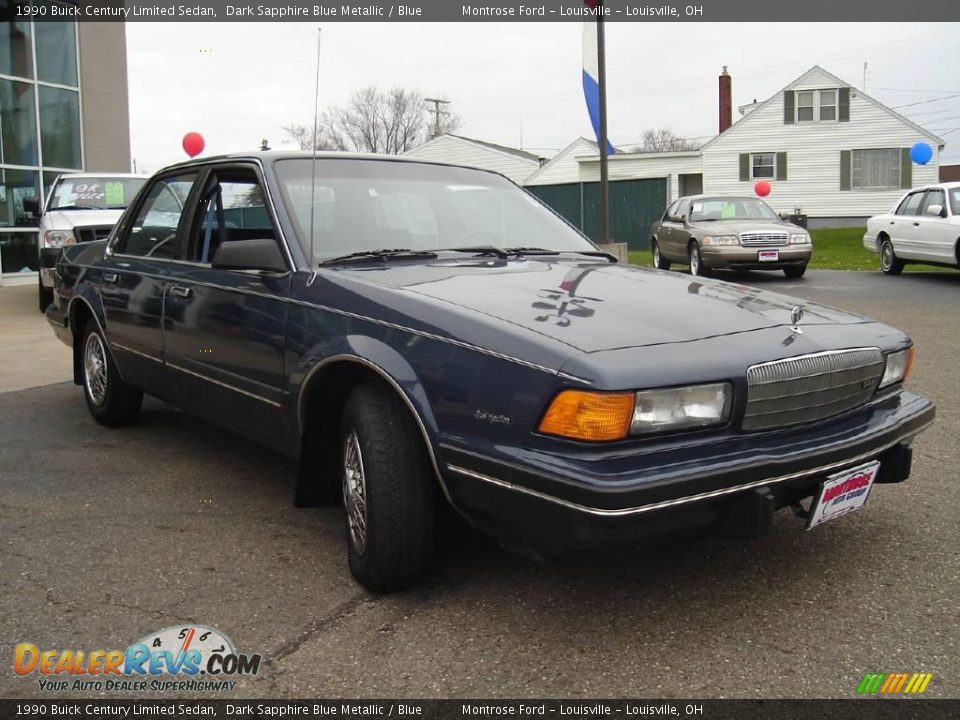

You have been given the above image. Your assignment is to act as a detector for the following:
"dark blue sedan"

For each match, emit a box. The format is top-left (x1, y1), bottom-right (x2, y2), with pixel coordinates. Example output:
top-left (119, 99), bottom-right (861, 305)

top-left (46, 152), bottom-right (935, 591)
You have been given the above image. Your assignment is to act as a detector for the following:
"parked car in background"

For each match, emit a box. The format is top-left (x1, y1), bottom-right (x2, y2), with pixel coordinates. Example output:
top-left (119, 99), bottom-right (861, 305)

top-left (651, 195), bottom-right (812, 278)
top-left (863, 182), bottom-right (960, 275)
top-left (25, 173), bottom-right (148, 311)
top-left (46, 152), bottom-right (933, 591)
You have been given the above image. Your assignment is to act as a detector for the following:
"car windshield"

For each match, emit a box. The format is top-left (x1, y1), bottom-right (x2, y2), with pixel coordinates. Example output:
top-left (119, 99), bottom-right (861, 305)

top-left (48, 177), bottom-right (146, 210)
top-left (689, 197), bottom-right (780, 222)
top-left (949, 188), bottom-right (959, 215)
top-left (273, 158), bottom-right (596, 263)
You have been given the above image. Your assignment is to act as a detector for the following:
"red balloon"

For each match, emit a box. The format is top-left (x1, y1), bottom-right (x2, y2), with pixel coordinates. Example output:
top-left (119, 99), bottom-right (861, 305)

top-left (182, 132), bottom-right (205, 158)
top-left (754, 180), bottom-right (771, 197)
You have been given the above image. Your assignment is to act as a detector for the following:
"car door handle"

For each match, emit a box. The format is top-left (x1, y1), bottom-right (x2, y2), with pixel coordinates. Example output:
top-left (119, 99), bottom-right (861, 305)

top-left (913, 222), bottom-right (920, 227)
top-left (103, 272), bottom-right (118, 284)
top-left (170, 286), bottom-right (192, 299)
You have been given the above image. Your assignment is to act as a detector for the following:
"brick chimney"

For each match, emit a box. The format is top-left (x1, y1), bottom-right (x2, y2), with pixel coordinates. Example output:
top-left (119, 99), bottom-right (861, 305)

top-left (719, 66), bottom-right (732, 134)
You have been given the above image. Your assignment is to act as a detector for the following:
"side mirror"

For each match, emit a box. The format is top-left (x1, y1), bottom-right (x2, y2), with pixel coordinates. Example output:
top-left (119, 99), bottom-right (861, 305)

top-left (924, 204), bottom-right (945, 218)
top-left (211, 238), bottom-right (287, 273)
top-left (23, 197), bottom-right (41, 218)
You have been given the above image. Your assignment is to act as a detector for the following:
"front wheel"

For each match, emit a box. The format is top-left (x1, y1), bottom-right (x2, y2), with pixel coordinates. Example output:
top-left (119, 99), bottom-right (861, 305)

top-left (880, 239), bottom-right (904, 275)
top-left (652, 240), bottom-right (671, 270)
top-left (783, 264), bottom-right (807, 279)
top-left (340, 382), bottom-right (435, 592)
top-left (688, 242), bottom-right (710, 277)
top-left (81, 321), bottom-right (143, 426)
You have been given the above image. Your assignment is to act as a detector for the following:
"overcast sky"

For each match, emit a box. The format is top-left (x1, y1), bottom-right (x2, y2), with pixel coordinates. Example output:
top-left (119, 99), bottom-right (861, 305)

top-left (126, 22), bottom-right (960, 172)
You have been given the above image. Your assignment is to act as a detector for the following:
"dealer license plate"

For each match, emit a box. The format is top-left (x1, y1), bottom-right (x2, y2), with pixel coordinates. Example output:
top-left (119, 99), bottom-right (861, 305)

top-left (758, 250), bottom-right (779, 262)
top-left (807, 461), bottom-right (880, 530)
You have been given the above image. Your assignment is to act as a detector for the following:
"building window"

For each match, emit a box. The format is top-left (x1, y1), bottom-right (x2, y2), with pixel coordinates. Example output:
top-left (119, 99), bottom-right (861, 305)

top-left (751, 153), bottom-right (776, 179)
top-left (796, 88), bottom-right (838, 123)
top-left (35, 21), bottom-right (78, 87)
top-left (39, 85), bottom-right (81, 169)
top-left (0, 20), bottom-right (32, 80)
top-left (0, 168), bottom-right (40, 227)
top-left (852, 149), bottom-right (901, 190)
top-left (0, 79), bottom-right (38, 166)
top-left (819, 90), bottom-right (837, 121)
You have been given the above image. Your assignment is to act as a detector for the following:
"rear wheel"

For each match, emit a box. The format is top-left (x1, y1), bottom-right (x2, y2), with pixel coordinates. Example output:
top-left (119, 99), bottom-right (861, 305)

top-left (81, 321), bottom-right (143, 426)
top-left (783, 264), bottom-right (807, 279)
top-left (880, 239), bottom-right (904, 275)
top-left (38, 277), bottom-right (53, 313)
top-left (688, 242), bottom-right (710, 277)
top-left (652, 240), bottom-right (671, 270)
top-left (340, 382), bottom-right (435, 592)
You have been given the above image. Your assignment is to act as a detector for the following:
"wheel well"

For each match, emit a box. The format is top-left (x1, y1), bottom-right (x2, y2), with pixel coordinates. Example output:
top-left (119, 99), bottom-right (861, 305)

top-left (877, 231), bottom-right (890, 252)
top-left (68, 300), bottom-right (94, 386)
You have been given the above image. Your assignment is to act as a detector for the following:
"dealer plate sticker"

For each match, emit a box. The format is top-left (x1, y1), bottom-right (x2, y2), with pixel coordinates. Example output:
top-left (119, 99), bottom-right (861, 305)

top-left (758, 250), bottom-right (779, 262)
top-left (807, 461), bottom-right (880, 530)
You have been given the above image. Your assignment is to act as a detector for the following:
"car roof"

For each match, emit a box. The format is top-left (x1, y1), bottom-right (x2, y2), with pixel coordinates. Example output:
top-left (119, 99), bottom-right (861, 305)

top-left (676, 194), bottom-right (767, 202)
top-left (55, 172), bottom-right (150, 179)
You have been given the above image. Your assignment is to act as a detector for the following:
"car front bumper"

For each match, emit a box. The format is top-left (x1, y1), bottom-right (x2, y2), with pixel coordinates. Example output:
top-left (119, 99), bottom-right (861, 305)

top-left (438, 390), bottom-right (935, 555)
top-left (39, 247), bottom-right (60, 288)
top-left (701, 244), bottom-right (811, 270)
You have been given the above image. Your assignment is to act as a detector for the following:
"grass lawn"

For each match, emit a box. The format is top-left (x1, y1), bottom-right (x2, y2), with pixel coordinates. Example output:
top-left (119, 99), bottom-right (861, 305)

top-left (629, 227), bottom-right (953, 272)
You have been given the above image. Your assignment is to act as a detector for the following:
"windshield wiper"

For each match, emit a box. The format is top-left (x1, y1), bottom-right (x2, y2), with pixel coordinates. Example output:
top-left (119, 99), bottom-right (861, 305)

top-left (51, 205), bottom-right (106, 211)
top-left (318, 248), bottom-right (438, 267)
top-left (444, 246), bottom-right (510, 258)
top-left (504, 247), bottom-right (618, 262)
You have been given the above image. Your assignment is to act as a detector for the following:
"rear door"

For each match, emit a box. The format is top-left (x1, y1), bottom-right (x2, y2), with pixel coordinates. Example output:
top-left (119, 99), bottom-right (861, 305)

top-left (162, 163), bottom-right (292, 447)
top-left (100, 171), bottom-right (200, 396)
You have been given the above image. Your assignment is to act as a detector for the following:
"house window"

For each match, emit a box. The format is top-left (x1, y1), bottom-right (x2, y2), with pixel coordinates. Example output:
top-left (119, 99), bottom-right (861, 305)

top-left (852, 149), bottom-right (901, 190)
top-left (796, 92), bottom-right (815, 122)
top-left (751, 153), bottom-right (775, 179)
top-left (819, 90), bottom-right (837, 121)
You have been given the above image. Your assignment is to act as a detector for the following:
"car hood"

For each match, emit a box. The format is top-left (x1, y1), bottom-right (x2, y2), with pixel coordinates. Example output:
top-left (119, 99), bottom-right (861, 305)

top-left (689, 220), bottom-right (799, 234)
top-left (342, 258), bottom-right (870, 354)
top-left (43, 209), bottom-right (124, 228)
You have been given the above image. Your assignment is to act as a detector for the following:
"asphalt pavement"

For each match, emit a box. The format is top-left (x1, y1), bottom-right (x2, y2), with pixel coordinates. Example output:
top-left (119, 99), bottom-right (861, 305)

top-left (0, 269), bottom-right (957, 699)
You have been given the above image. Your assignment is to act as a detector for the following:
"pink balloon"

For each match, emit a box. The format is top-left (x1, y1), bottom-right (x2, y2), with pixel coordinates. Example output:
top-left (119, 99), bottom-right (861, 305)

top-left (182, 132), bottom-right (205, 158)
top-left (754, 180), bottom-right (771, 197)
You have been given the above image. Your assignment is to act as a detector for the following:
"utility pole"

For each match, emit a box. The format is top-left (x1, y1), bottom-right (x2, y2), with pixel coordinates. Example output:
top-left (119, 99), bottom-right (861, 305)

top-left (863, 62), bottom-right (869, 91)
top-left (424, 97), bottom-right (451, 139)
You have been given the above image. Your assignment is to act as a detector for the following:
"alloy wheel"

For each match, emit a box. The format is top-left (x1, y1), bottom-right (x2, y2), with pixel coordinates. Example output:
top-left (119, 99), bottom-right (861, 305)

top-left (342, 430), bottom-right (368, 556)
top-left (83, 332), bottom-right (108, 407)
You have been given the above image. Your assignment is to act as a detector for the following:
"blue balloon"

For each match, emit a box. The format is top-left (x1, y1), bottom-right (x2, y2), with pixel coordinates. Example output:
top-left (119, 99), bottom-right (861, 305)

top-left (910, 142), bottom-right (933, 165)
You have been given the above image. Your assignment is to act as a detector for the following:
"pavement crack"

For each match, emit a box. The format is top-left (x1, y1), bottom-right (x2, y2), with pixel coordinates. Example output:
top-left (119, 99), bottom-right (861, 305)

top-left (266, 592), bottom-right (372, 667)
top-left (107, 597), bottom-right (198, 625)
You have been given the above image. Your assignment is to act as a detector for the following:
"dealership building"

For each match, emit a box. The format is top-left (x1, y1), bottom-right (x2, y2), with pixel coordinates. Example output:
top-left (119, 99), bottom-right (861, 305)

top-left (0, 15), bottom-right (131, 283)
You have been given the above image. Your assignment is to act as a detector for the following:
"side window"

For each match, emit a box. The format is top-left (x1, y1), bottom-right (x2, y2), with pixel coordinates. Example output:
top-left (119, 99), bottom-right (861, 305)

top-left (663, 201), bottom-right (679, 222)
top-left (897, 192), bottom-right (925, 217)
top-left (116, 173), bottom-right (197, 259)
top-left (188, 168), bottom-right (278, 264)
top-left (676, 199), bottom-right (690, 220)
top-left (919, 189), bottom-right (945, 216)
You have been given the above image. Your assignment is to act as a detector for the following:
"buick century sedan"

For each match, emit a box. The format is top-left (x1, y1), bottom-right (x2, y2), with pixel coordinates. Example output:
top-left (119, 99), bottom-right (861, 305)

top-left (47, 152), bottom-right (935, 591)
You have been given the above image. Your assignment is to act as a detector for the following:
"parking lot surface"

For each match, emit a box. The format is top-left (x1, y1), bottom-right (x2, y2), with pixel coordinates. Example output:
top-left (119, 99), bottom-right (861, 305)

top-left (1, 269), bottom-right (957, 699)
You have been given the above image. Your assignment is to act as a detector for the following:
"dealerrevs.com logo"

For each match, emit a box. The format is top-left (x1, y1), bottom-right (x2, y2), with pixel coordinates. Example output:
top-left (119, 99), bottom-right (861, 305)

top-left (14, 625), bottom-right (261, 692)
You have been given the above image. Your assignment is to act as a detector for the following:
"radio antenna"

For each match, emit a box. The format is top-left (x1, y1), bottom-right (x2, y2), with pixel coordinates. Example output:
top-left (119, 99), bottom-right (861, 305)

top-left (307, 27), bottom-right (322, 286)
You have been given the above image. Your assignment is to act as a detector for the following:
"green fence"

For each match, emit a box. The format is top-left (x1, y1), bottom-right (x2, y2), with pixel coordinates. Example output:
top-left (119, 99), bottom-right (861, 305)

top-left (528, 178), bottom-right (667, 252)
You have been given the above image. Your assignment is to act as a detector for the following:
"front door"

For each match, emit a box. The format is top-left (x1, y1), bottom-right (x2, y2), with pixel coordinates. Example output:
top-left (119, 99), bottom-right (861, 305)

top-left (162, 164), bottom-right (292, 447)
top-left (913, 189), bottom-right (954, 264)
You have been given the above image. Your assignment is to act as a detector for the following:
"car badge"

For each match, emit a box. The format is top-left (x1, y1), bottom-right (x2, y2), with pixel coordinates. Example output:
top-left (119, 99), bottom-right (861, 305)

top-left (790, 305), bottom-right (804, 334)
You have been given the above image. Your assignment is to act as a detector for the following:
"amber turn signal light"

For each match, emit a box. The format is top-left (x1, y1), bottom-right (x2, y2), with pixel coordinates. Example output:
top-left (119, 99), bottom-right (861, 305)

top-left (539, 390), bottom-right (635, 442)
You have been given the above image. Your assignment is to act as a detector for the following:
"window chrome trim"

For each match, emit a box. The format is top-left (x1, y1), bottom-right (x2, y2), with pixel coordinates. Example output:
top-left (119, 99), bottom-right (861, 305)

top-left (445, 420), bottom-right (934, 518)
top-left (111, 342), bottom-right (162, 364)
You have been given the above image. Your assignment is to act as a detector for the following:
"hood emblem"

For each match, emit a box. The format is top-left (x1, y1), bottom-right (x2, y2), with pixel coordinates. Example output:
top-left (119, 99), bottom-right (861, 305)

top-left (789, 305), bottom-right (804, 334)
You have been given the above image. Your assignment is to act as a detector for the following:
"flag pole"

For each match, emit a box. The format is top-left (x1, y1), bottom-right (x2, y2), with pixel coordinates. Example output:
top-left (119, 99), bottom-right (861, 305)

top-left (597, 2), bottom-right (609, 246)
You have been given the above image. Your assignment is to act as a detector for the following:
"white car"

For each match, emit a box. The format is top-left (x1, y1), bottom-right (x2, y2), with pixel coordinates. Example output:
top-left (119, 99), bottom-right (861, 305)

top-left (863, 182), bottom-right (960, 275)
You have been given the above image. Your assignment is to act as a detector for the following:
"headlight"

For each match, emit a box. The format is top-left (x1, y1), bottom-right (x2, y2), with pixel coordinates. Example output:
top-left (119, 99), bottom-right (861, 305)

top-left (702, 235), bottom-right (739, 246)
top-left (789, 233), bottom-right (810, 245)
top-left (539, 383), bottom-right (732, 441)
top-left (879, 348), bottom-right (914, 388)
top-left (631, 383), bottom-right (732, 434)
top-left (42, 230), bottom-right (75, 248)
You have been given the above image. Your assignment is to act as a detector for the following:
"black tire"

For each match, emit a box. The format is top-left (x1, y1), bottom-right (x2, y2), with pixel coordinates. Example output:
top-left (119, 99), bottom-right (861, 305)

top-left (880, 238), bottom-right (904, 275)
top-left (688, 242), bottom-right (710, 277)
top-left (80, 321), bottom-right (143, 426)
top-left (340, 382), bottom-right (435, 592)
top-left (38, 277), bottom-right (53, 313)
top-left (783, 263), bottom-right (807, 279)
top-left (651, 240), bottom-right (671, 270)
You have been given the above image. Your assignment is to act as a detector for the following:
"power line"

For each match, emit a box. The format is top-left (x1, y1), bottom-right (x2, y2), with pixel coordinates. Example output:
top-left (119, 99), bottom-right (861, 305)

top-left (892, 94), bottom-right (960, 109)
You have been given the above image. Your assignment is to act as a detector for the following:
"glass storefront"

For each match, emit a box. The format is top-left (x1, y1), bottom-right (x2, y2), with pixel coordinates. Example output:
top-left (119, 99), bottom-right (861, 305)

top-left (0, 10), bottom-right (81, 277)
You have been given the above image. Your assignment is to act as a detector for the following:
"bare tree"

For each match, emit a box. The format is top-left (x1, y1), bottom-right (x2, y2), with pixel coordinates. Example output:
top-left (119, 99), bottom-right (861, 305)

top-left (283, 86), bottom-right (461, 154)
top-left (632, 129), bottom-right (696, 153)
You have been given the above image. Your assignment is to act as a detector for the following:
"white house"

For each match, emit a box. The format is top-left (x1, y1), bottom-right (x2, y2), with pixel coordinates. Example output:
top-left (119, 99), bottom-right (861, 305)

top-left (524, 137), bottom-right (598, 186)
top-left (402, 133), bottom-right (545, 184)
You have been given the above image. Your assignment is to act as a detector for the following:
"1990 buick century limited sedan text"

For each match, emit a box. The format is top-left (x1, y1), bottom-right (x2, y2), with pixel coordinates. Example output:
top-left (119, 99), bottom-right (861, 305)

top-left (47, 153), bottom-right (936, 590)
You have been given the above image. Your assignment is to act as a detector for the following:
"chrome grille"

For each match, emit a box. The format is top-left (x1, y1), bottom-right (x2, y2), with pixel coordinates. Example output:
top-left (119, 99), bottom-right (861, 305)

top-left (743, 348), bottom-right (884, 431)
top-left (740, 231), bottom-right (788, 247)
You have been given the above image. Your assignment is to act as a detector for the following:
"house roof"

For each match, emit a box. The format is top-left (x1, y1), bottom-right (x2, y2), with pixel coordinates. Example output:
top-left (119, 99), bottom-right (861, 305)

top-left (446, 134), bottom-right (545, 162)
top-left (523, 137), bottom-right (596, 184)
top-left (699, 65), bottom-right (945, 152)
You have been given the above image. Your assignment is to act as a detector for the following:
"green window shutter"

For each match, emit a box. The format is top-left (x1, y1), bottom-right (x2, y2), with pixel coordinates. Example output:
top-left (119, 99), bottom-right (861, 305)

top-left (783, 91), bottom-right (795, 124)
top-left (739, 153), bottom-right (750, 181)
top-left (840, 150), bottom-right (851, 191)
top-left (776, 152), bottom-right (787, 181)
top-left (901, 148), bottom-right (912, 188)
top-left (839, 88), bottom-right (850, 122)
